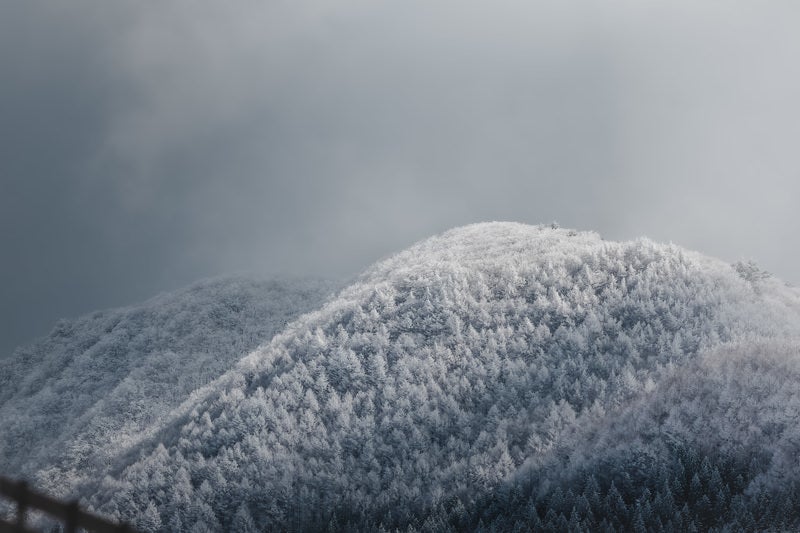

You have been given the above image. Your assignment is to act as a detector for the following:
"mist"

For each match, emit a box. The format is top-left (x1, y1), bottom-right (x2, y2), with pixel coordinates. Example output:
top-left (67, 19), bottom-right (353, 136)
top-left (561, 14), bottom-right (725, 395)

top-left (2, 0), bottom-right (799, 357)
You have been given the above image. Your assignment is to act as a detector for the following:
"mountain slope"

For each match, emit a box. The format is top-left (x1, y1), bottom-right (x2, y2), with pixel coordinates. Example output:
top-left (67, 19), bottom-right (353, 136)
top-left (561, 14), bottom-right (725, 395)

top-left (0, 276), bottom-right (336, 497)
top-left (468, 338), bottom-right (800, 531)
top-left (76, 223), bottom-right (800, 531)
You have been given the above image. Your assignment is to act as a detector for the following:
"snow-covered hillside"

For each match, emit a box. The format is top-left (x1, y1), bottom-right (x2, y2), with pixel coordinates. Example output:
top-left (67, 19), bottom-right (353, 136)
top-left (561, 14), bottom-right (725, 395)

top-left (53, 222), bottom-right (799, 531)
top-left (475, 338), bottom-right (800, 530)
top-left (0, 276), bottom-right (336, 498)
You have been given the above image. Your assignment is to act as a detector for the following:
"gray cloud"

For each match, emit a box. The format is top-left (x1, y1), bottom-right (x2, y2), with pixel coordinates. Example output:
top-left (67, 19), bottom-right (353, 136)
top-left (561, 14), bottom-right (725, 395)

top-left (2, 0), bottom-right (799, 357)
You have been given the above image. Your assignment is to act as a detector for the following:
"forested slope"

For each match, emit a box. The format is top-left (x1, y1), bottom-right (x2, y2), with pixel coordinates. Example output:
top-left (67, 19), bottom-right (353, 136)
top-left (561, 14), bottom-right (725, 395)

top-left (74, 223), bottom-right (800, 531)
top-left (470, 339), bottom-right (800, 531)
top-left (0, 276), bottom-right (335, 498)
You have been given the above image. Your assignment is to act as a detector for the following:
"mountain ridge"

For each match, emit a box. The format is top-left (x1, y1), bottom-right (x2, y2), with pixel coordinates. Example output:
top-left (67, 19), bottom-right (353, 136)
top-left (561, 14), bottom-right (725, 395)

top-left (0, 275), bottom-right (337, 497)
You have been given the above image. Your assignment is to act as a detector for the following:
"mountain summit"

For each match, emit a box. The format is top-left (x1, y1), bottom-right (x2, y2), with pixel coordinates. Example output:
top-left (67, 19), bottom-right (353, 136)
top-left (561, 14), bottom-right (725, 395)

top-left (4, 223), bottom-right (800, 531)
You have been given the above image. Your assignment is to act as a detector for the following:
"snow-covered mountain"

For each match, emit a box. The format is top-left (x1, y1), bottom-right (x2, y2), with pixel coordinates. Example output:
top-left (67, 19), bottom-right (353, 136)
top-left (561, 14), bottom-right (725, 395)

top-left (3, 223), bottom-right (800, 531)
top-left (11, 221), bottom-right (789, 532)
top-left (0, 276), bottom-right (336, 498)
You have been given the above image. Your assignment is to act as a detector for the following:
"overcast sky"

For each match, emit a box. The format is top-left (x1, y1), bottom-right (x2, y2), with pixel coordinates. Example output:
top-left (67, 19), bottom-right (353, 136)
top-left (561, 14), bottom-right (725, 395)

top-left (2, 0), bottom-right (799, 357)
